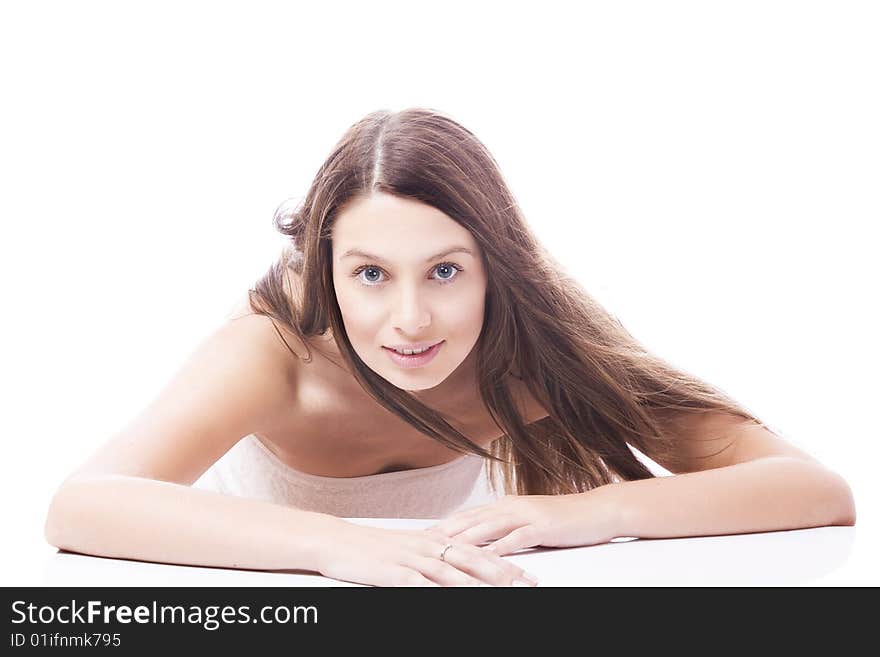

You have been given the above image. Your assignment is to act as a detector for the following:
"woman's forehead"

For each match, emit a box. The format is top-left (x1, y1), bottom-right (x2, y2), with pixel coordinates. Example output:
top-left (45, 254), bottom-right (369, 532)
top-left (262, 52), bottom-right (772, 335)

top-left (332, 195), bottom-right (479, 258)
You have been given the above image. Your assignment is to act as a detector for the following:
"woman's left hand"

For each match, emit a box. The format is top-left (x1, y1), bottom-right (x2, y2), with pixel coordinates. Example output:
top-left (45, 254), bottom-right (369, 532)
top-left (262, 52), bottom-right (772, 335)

top-left (425, 490), bottom-right (622, 556)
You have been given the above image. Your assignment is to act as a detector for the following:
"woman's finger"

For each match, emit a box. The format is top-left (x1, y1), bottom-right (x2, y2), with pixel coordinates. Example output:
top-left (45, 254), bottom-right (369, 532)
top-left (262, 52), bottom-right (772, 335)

top-left (408, 555), bottom-right (484, 587)
top-left (485, 524), bottom-right (540, 556)
top-left (453, 516), bottom-right (525, 546)
top-left (440, 543), bottom-right (539, 587)
top-left (432, 507), bottom-right (490, 536)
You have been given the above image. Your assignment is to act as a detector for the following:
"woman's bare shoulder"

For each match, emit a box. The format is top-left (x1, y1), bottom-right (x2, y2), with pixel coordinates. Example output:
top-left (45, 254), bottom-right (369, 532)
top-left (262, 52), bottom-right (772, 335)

top-left (221, 291), bottom-right (309, 366)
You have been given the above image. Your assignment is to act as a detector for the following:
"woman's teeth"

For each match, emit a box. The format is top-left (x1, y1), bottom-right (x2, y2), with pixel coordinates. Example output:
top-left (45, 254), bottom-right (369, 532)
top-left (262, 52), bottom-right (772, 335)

top-left (394, 346), bottom-right (431, 355)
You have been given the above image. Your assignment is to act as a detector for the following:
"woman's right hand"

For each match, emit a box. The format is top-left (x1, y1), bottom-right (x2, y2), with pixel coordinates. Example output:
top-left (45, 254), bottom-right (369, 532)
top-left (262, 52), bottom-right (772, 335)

top-left (313, 521), bottom-right (539, 587)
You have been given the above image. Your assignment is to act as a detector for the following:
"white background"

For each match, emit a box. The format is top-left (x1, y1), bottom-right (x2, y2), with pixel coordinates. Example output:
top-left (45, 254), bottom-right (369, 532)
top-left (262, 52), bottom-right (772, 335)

top-left (1, 1), bottom-right (876, 585)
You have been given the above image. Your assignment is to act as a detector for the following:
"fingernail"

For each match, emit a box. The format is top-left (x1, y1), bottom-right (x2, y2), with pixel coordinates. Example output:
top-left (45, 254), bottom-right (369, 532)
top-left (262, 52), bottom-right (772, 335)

top-left (512, 579), bottom-right (532, 586)
top-left (522, 572), bottom-right (539, 584)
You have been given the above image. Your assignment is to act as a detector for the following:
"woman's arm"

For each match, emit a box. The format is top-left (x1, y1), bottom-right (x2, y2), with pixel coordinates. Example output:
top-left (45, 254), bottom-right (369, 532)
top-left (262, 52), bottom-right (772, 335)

top-left (45, 473), bottom-right (539, 587)
top-left (607, 456), bottom-right (855, 540)
top-left (607, 416), bottom-right (856, 539)
top-left (428, 415), bottom-right (855, 554)
top-left (44, 475), bottom-right (341, 571)
top-left (44, 471), bottom-right (537, 586)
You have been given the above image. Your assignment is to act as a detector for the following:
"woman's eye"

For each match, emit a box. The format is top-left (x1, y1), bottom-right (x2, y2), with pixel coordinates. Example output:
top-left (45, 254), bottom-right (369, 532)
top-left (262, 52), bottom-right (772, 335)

top-left (359, 266), bottom-right (383, 284)
top-left (434, 263), bottom-right (459, 281)
top-left (352, 263), bottom-right (463, 287)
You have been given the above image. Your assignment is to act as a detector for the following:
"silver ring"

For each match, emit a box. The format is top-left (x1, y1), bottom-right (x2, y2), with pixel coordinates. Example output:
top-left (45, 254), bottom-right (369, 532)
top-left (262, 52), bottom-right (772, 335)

top-left (440, 543), bottom-right (454, 562)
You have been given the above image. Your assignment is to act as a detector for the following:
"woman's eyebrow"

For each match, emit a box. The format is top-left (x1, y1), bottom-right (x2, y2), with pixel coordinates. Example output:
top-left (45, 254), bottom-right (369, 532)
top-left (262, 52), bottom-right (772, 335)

top-left (340, 246), bottom-right (474, 263)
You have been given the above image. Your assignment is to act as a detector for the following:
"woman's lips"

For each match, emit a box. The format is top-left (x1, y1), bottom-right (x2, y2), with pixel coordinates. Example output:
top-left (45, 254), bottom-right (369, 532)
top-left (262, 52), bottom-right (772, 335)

top-left (382, 341), bottom-right (444, 368)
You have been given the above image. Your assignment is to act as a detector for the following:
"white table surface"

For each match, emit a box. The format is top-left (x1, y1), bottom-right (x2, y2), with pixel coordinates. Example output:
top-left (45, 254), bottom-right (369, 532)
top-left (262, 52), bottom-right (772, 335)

top-left (38, 519), bottom-right (859, 587)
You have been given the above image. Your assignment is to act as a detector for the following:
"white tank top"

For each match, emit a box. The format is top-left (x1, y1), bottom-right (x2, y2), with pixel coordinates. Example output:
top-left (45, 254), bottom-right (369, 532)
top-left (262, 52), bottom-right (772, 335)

top-left (193, 434), bottom-right (501, 519)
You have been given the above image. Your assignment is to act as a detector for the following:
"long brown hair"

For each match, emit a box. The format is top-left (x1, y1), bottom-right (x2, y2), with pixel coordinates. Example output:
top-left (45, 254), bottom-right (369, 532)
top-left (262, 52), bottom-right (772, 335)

top-left (247, 107), bottom-right (776, 496)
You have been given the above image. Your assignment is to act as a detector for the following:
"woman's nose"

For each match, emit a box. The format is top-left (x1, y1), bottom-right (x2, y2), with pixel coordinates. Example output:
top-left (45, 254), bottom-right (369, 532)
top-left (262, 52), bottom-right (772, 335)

top-left (391, 285), bottom-right (430, 333)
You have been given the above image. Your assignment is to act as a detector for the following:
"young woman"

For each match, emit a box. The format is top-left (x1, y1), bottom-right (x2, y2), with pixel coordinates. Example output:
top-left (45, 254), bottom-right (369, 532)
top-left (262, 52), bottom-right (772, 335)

top-left (44, 107), bottom-right (856, 587)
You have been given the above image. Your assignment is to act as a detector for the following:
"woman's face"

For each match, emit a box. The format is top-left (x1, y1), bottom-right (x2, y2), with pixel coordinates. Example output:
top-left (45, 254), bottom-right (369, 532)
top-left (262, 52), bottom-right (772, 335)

top-left (331, 192), bottom-right (487, 393)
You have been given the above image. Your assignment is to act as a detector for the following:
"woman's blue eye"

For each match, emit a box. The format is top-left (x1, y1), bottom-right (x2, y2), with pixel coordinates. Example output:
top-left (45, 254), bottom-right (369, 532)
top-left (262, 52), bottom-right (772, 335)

top-left (360, 267), bottom-right (382, 284)
top-left (352, 262), bottom-right (463, 287)
top-left (435, 263), bottom-right (458, 281)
